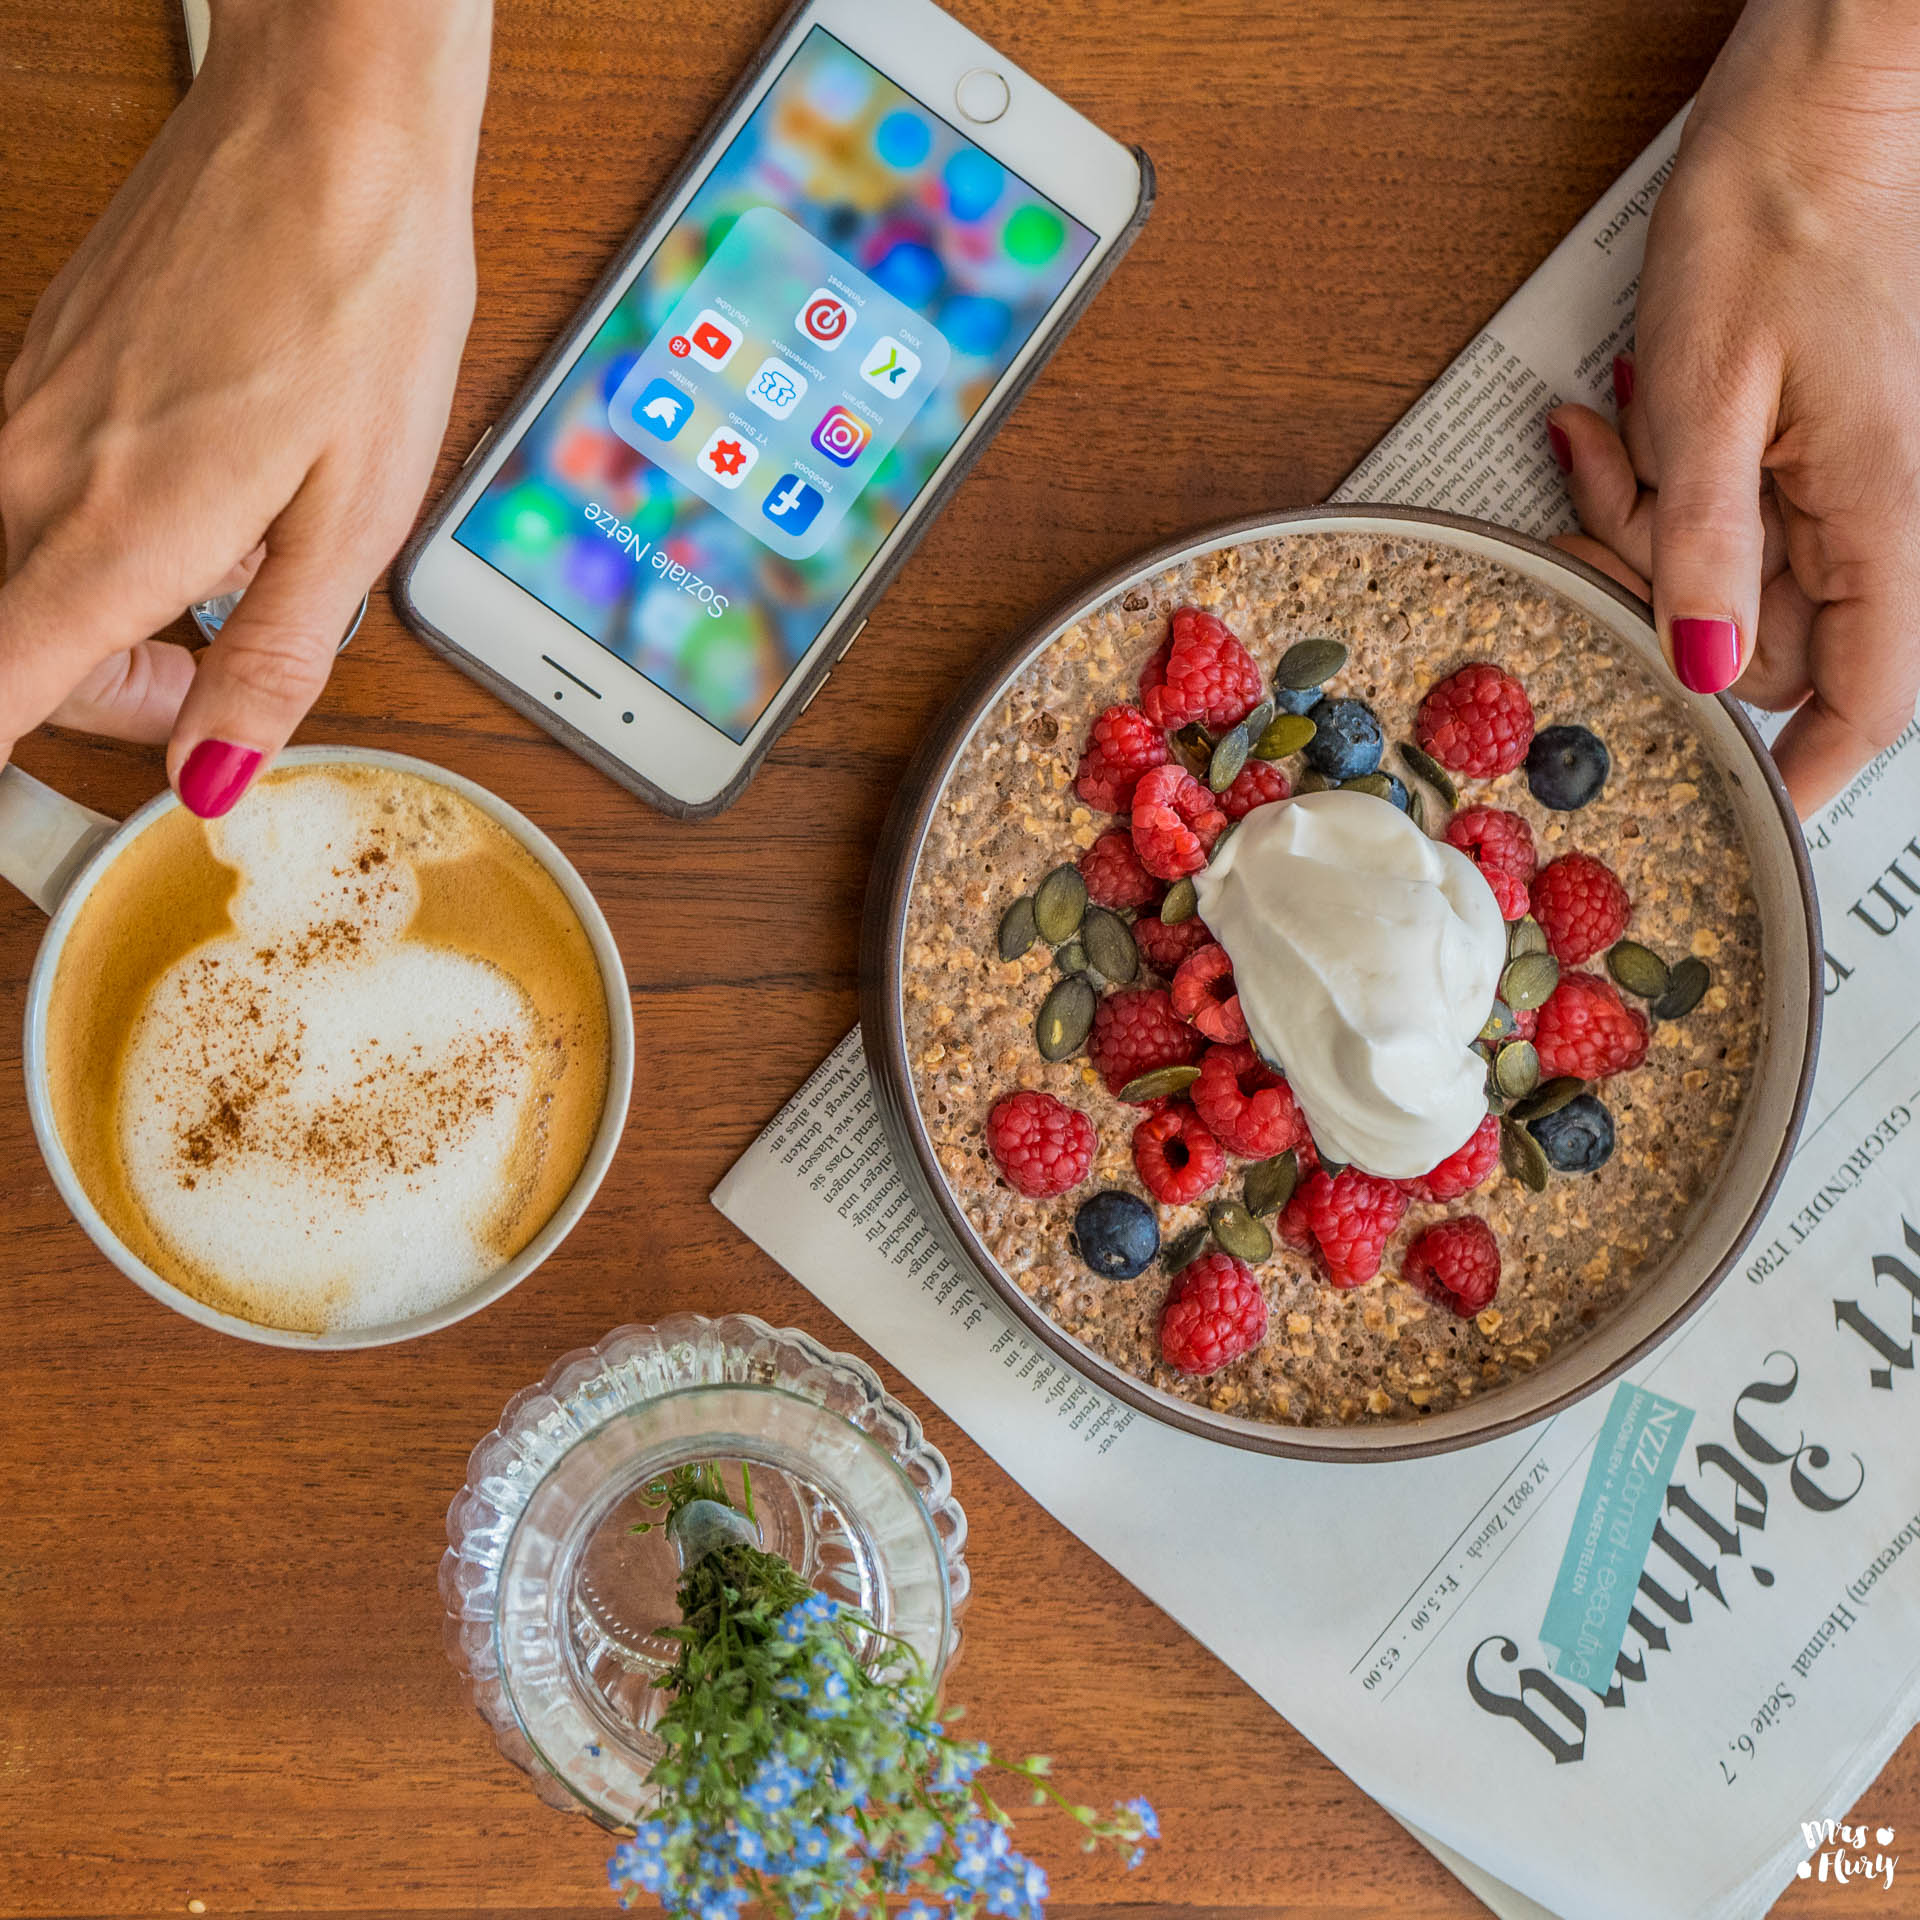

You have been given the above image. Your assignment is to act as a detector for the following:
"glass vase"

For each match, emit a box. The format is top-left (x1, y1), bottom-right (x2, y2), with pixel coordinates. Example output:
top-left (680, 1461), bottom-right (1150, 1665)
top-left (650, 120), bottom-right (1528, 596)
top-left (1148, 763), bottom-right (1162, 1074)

top-left (441, 1311), bottom-right (969, 1827)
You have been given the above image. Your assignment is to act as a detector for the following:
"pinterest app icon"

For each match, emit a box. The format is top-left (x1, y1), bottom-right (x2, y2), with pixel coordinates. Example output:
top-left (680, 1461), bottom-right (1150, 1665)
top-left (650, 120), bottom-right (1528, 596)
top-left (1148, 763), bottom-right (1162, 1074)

top-left (795, 288), bottom-right (855, 350)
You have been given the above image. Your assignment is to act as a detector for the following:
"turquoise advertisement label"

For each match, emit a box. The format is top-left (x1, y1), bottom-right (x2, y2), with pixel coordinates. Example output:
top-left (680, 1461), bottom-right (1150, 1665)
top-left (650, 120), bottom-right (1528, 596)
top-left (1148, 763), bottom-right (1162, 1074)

top-left (1540, 1381), bottom-right (1694, 1695)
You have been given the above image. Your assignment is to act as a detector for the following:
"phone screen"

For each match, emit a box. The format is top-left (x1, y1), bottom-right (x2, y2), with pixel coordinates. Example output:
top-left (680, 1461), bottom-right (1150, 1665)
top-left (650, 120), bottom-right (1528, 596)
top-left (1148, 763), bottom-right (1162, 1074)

top-left (454, 26), bottom-right (1098, 743)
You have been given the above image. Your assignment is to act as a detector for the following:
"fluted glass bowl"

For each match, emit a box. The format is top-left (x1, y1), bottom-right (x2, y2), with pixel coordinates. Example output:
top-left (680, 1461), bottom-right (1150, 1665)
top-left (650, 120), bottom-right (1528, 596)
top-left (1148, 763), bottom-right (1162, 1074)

top-left (441, 1312), bottom-right (970, 1827)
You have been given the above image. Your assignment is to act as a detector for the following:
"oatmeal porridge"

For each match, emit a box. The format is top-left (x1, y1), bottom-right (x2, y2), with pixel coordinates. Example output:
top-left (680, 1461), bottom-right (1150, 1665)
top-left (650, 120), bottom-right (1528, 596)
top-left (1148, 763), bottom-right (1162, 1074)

top-left (900, 532), bottom-right (1765, 1428)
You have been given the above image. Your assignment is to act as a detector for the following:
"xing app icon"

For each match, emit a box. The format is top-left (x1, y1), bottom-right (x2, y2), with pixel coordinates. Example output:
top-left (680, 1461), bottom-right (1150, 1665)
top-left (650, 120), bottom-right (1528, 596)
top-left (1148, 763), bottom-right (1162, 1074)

top-left (761, 473), bottom-right (823, 536)
top-left (628, 378), bottom-right (693, 441)
top-left (811, 405), bottom-right (871, 467)
top-left (859, 336), bottom-right (921, 398)
top-left (696, 427), bottom-right (758, 490)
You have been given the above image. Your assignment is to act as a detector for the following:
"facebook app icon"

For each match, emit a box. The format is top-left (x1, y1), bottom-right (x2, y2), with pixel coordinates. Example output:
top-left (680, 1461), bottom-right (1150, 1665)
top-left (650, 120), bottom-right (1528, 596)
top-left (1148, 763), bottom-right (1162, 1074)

top-left (760, 472), bottom-right (823, 536)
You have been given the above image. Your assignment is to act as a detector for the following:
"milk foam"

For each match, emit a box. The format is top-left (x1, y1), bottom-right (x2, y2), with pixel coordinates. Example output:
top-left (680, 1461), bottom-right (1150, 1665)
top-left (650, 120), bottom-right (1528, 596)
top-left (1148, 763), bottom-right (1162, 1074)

top-left (116, 772), bottom-right (545, 1329)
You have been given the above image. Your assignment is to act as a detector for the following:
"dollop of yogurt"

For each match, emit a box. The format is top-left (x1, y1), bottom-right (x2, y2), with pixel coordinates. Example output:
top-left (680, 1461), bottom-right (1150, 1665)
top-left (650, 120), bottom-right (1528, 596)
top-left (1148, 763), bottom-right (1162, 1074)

top-left (1192, 789), bottom-right (1506, 1179)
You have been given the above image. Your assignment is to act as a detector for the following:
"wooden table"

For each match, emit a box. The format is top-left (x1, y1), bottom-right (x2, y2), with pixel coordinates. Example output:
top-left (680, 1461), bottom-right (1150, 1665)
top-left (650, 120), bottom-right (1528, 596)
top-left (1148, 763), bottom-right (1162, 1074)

top-left (5, 3), bottom-right (1912, 1916)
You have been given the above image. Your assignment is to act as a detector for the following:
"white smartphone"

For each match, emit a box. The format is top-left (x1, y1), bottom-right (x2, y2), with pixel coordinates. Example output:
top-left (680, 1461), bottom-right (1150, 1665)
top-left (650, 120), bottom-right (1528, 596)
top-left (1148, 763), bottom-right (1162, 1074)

top-left (394, 0), bottom-right (1152, 817)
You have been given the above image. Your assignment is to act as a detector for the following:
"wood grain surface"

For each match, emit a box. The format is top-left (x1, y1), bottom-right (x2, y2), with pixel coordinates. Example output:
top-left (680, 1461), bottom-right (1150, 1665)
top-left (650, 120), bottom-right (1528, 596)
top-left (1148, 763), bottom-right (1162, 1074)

top-left (3, 3), bottom-right (1912, 1917)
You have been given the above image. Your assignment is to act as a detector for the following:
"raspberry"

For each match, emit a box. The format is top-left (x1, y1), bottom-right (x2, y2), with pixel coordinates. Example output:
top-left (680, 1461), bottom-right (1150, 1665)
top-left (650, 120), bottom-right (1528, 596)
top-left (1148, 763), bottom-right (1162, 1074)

top-left (1139, 637), bottom-right (1171, 709)
top-left (1400, 1111), bottom-right (1501, 1203)
top-left (1133, 912), bottom-right (1214, 977)
top-left (1533, 972), bottom-right (1649, 1080)
top-left (1405, 1215), bottom-right (1502, 1317)
top-left (1159, 1251), bottom-right (1268, 1376)
top-left (1191, 1043), bottom-right (1307, 1159)
top-left (1139, 607), bottom-right (1265, 732)
top-left (1445, 806), bottom-right (1536, 921)
top-left (1078, 829), bottom-right (1162, 912)
top-left (1416, 663), bottom-right (1535, 778)
top-left (1278, 1167), bottom-right (1408, 1288)
top-left (1088, 987), bottom-right (1207, 1097)
top-left (1170, 943), bottom-right (1249, 1044)
top-left (1530, 852), bottom-right (1632, 965)
top-left (985, 1091), bottom-right (1096, 1198)
top-left (1133, 1105), bottom-right (1226, 1206)
top-left (1219, 759), bottom-right (1292, 821)
top-left (1074, 704), bottom-right (1169, 814)
top-left (1131, 764), bottom-right (1228, 880)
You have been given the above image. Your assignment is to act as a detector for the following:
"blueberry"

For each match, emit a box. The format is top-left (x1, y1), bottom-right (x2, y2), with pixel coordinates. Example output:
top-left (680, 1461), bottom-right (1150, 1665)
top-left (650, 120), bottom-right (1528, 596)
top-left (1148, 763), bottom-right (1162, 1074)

top-left (1070, 1190), bottom-right (1161, 1278)
top-left (1304, 697), bottom-right (1384, 779)
top-left (1527, 1093), bottom-right (1615, 1174)
top-left (1526, 724), bottom-right (1610, 810)
top-left (1273, 685), bottom-right (1319, 714)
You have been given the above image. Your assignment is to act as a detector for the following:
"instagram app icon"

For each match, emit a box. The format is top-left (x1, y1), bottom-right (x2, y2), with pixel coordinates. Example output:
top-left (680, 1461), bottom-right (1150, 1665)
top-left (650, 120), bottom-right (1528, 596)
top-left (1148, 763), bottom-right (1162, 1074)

top-left (811, 405), bottom-right (872, 467)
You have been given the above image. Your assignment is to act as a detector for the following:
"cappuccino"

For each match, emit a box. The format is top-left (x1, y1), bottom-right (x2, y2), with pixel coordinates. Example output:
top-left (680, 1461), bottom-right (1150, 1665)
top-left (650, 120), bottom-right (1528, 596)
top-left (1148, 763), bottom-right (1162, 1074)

top-left (44, 764), bottom-right (612, 1332)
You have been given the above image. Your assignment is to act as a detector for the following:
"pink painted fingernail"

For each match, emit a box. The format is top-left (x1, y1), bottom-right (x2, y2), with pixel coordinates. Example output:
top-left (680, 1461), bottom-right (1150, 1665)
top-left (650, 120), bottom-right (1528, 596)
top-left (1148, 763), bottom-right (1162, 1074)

top-left (1612, 354), bottom-right (1635, 409)
top-left (178, 740), bottom-right (262, 819)
top-left (1671, 617), bottom-right (1741, 695)
top-left (1548, 421), bottom-right (1572, 473)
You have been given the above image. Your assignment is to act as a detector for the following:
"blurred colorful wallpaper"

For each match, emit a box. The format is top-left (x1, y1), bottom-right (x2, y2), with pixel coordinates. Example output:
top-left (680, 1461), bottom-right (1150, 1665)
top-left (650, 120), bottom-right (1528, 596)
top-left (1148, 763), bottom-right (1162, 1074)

top-left (455, 27), bottom-right (1096, 741)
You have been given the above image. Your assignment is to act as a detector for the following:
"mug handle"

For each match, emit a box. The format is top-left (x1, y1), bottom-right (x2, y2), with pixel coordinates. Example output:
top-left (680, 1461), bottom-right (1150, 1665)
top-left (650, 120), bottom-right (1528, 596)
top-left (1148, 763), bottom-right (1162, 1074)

top-left (0, 765), bottom-right (118, 915)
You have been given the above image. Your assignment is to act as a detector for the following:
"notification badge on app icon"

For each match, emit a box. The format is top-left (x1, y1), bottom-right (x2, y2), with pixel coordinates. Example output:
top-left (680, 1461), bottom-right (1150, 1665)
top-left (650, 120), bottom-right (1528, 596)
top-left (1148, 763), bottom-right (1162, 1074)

top-left (811, 405), bottom-right (872, 467)
top-left (796, 288), bottom-right (855, 350)
top-left (672, 309), bottom-right (741, 371)
top-left (696, 426), bottom-right (759, 489)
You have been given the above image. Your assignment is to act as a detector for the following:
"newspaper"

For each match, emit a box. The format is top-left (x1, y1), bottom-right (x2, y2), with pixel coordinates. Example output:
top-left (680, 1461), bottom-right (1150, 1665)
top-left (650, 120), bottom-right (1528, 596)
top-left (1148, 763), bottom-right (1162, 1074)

top-left (715, 105), bottom-right (1920, 1918)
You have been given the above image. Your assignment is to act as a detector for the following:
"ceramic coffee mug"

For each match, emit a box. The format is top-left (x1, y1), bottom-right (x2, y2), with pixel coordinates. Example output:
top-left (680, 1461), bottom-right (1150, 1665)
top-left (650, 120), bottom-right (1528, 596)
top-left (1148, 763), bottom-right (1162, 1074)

top-left (0, 745), bottom-right (635, 1349)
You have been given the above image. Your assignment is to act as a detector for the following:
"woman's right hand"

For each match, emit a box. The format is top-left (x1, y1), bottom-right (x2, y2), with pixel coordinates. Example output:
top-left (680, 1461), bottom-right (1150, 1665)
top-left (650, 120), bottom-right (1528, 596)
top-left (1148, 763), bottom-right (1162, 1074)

top-left (1549, 0), bottom-right (1920, 817)
top-left (0, 0), bottom-right (491, 816)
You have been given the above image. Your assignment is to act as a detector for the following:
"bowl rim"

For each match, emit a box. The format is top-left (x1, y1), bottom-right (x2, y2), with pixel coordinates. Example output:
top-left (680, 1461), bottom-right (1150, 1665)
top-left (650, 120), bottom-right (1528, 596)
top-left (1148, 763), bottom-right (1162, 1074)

top-left (858, 503), bottom-right (1823, 1463)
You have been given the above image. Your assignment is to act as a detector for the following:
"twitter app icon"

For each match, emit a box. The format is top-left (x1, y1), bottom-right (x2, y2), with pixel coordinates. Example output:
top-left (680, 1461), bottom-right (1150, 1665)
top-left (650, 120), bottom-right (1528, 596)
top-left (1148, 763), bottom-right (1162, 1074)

top-left (630, 377), bottom-right (693, 442)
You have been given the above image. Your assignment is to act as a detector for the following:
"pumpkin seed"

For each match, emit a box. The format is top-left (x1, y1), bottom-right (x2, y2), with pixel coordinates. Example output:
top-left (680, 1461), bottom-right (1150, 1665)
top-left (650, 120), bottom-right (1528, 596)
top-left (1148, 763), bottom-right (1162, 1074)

top-left (1408, 786), bottom-right (1426, 834)
top-left (1397, 740), bottom-right (1458, 809)
top-left (1081, 906), bottom-right (1139, 986)
top-left (1273, 635), bottom-right (1348, 690)
top-left (1032, 864), bottom-right (1088, 944)
top-left (1508, 915), bottom-right (1549, 958)
top-left (1163, 1223), bottom-right (1210, 1274)
top-left (1118, 1063), bottom-right (1201, 1103)
top-left (1242, 698), bottom-right (1275, 742)
top-left (997, 896), bottom-right (1037, 960)
top-left (1035, 975), bottom-right (1096, 1061)
top-left (1253, 713), bottom-right (1317, 760)
top-left (1054, 939), bottom-right (1089, 975)
top-left (1210, 1199), bottom-right (1274, 1263)
top-left (1495, 1039), bottom-right (1542, 1100)
top-left (1607, 939), bottom-right (1670, 1001)
top-left (1319, 1155), bottom-right (1349, 1180)
top-left (1170, 723), bottom-right (1214, 777)
top-left (1501, 951), bottom-right (1561, 1012)
top-left (1479, 998), bottom-right (1516, 1045)
top-left (1160, 876), bottom-right (1199, 924)
top-left (1343, 771), bottom-right (1395, 800)
top-left (1500, 1117), bottom-right (1551, 1192)
top-left (1510, 1076), bottom-right (1588, 1124)
top-left (1243, 1149), bottom-right (1299, 1218)
top-left (1651, 956), bottom-right (1711, 1020)
top-left (1208, 724), bottom-right (1252, 793)
top-left (1295, 769), bottom-right (1332, 794)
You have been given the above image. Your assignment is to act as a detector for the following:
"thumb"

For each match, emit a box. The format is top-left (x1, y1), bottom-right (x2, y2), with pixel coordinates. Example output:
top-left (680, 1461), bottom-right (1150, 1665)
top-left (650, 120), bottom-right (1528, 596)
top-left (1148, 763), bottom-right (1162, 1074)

top-left (1644, 349), bottom-right (1777, 697)
top-left (165, 536), bottom-right (359, 818)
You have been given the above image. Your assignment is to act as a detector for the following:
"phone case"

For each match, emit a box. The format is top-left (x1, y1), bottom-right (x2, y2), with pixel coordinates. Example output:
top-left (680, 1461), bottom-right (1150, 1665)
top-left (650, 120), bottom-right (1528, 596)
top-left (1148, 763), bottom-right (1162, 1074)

top-left (391, 0), bottom-right (1156, 820)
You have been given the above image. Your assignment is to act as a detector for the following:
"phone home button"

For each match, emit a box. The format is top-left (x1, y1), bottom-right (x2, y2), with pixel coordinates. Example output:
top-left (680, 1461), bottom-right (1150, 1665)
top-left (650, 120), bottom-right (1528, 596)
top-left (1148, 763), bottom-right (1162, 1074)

top-left (954, 68), bottom-right (1010, 124)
